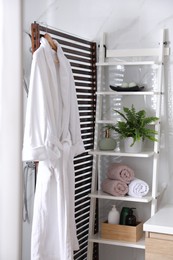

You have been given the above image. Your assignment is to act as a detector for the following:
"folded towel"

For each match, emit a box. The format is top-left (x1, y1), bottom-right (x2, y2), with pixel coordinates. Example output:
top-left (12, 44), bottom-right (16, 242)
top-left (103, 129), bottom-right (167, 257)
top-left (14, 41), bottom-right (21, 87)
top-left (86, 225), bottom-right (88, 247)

top-left (128, 178), bottom-right (149, 197)
top-left (101, 178), bottom-right (128, 196)
top-left (107, 163), bottom-right (135, 184)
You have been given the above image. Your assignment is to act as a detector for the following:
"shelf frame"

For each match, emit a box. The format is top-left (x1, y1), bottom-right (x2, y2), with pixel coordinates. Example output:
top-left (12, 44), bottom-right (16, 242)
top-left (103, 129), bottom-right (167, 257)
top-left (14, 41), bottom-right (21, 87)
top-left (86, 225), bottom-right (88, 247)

top-left (89, 190), bottom-right (153, 203)
top-left (89, 233), bottom-right (145, 249)
top-left (87, 29), bottom-right (170, 260)
top-left (96, 91), bottom-right (160, 96)
top-left (96, 61), bottom-right (157, 66)
top-left (89, 149), bottom-right (155, 158)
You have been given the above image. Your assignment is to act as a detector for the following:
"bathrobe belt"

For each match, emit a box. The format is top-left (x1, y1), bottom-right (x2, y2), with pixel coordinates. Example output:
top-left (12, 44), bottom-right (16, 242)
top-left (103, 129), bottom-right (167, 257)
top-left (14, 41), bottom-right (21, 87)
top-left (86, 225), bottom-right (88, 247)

top-left (46, 135), bottom-right (72, 169)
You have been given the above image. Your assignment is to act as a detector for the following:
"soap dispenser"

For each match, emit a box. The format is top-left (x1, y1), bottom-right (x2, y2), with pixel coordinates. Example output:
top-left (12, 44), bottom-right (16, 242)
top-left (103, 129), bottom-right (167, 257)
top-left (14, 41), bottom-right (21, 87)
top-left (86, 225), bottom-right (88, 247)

top-left (108, 205), bottom-right (120, 224)
top-left (119, 207), bottom-right (130, 225)
top-left (125, 208), bottom-right (136, 226)
top-left (99, 128), bottom-right (116, 151)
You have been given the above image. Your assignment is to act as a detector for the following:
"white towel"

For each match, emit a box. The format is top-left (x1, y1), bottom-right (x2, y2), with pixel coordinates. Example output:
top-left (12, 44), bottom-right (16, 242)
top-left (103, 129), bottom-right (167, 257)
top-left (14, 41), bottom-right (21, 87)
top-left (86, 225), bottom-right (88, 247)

top-left (128, 178), bottom-right (149, 198)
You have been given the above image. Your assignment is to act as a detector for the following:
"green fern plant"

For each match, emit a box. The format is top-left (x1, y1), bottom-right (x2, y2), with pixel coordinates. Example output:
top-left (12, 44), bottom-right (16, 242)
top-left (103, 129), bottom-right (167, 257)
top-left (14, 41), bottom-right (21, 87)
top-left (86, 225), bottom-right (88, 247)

top-left (106, 105), bottom-right (159, 146)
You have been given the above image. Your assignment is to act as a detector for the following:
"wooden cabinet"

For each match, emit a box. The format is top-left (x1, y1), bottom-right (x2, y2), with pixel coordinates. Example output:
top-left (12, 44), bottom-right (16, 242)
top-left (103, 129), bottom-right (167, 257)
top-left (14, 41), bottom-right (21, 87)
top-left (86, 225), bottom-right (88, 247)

top-left (144, 205), bottom-right (173, 260)
top-left (145, 232), bottom-right (173, 260)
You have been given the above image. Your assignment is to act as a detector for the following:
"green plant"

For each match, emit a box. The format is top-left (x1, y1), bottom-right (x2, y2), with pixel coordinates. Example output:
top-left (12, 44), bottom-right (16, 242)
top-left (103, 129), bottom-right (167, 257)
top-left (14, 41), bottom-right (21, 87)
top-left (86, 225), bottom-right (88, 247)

top-left (106, 105), bottom-right (159, 146)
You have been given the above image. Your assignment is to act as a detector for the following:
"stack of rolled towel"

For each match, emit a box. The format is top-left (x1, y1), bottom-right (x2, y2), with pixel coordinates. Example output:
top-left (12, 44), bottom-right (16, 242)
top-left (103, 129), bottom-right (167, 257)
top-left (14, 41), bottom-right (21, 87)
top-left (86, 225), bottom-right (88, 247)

top-left (101, 163), bottom-right (149, 197)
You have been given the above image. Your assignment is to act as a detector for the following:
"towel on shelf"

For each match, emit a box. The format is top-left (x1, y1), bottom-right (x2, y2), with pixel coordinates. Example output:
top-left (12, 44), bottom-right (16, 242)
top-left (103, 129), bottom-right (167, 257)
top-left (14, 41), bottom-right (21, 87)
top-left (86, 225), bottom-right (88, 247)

top-left (101, 178), bottom-right (128, 196)
top-left (107, 163), bottom-right (135, 184)
top-left (128, 178), bottom-right (149, 197)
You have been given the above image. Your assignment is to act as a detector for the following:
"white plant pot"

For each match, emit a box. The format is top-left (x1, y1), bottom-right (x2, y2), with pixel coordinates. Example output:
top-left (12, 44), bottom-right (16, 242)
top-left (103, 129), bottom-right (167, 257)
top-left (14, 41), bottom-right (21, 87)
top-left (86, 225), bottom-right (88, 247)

top-left (124, 137), bottom-right (142, 153)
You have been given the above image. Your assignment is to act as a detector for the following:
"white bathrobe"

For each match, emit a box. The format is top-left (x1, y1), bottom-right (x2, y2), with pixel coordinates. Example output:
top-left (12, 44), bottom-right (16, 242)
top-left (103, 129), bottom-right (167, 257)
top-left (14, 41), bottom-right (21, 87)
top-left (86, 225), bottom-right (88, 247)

top-left (22, 37), bottom-right (85, 260)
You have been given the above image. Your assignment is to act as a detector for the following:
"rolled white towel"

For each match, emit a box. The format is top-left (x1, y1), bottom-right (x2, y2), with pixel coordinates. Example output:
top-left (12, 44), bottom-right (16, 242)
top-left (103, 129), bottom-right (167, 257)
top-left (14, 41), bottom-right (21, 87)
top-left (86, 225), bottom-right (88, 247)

top-left (128, 178), bottom-right (149, 198)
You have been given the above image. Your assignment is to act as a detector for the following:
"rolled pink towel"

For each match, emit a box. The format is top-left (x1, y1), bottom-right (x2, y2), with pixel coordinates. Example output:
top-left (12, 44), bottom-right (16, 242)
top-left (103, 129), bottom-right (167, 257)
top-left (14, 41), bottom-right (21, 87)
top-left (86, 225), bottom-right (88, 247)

top-left (101, 178), bottom-right (128, 196)
top-left (107, 163), bottom-right (135, 184)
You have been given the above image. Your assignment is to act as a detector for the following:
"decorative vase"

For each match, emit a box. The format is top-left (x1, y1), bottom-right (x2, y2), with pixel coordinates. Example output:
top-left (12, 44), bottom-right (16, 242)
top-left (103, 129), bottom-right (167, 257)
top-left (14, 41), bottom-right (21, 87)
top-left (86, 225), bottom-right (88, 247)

top-left (99, 129), bottom-right (116, 151)
top-left (124, 137), bottom-right (142, 153)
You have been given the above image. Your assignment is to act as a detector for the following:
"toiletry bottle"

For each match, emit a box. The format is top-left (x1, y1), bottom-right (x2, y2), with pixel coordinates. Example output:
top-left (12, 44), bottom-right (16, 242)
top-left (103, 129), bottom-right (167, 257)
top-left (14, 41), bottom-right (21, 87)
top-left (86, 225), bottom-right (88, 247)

top-left (108, 205), bottom-right (120, 224)
top-left (119, 207), bottom-right (130, 225)
top-left (125, 208), bottom-right (136, 226)
top-left (99, 129), bottom-right (116, 151)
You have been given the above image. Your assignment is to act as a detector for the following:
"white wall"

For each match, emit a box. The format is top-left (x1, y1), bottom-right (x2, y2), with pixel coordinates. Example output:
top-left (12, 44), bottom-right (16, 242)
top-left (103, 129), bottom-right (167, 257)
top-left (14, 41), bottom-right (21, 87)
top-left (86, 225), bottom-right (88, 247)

top-left (0, 0), bottom-right (23, 259)
top-left (22, 0), bottom-right (173, 259)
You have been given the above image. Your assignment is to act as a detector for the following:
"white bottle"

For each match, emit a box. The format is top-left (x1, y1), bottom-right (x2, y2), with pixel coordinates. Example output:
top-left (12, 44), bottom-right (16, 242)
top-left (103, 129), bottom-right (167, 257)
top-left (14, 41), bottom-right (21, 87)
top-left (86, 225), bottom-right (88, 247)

top-left (108, 205), bottom-right (120, 224)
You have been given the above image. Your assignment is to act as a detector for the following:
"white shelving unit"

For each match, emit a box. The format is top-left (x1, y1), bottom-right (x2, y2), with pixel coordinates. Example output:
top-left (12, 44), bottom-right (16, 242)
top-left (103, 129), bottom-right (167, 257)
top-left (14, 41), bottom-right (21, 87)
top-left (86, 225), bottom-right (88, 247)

top-left (87, 29), bottom-right (170, 259)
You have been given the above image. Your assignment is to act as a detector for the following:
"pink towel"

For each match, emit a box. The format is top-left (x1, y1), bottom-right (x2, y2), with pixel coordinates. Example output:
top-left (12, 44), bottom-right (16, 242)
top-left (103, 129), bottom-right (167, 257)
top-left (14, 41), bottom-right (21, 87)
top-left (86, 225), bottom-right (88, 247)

top-left (101, 178), bottom-right (128, 196)
top-left (107, 163), bottom-right (135, 184)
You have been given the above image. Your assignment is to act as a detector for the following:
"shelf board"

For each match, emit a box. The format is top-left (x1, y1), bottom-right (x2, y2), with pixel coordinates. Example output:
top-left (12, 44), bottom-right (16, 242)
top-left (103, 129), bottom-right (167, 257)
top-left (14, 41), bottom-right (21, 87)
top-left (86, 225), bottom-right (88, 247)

top-left (96, 91), bottom-right (158, 96)
top-left (96, 120), bottom-right (115, 124)
top-left (96, 120), bottom-right (158, 126)
top-left (89, 190), bottom-right (153, 203)
top-left (89, 149), bottom-right (154, 158)
top-left (88, 232), bottom-right (145, 249)
top-left (96, 61), bottom-right (156, 66)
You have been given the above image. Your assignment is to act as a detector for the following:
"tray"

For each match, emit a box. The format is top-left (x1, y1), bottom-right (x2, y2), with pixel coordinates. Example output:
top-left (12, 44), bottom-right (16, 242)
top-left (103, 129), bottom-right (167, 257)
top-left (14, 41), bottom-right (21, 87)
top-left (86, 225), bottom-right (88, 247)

top-left (109, 85), bottom-right (145, 92)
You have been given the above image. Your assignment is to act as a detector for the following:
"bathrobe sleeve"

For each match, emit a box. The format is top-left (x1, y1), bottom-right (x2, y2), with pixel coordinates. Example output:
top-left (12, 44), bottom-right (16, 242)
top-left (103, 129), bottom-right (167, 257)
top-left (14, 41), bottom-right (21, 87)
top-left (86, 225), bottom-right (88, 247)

top-left (22, 48), bottom-right (46, 161)
top-left (22, 48), bottom-right (53, 162)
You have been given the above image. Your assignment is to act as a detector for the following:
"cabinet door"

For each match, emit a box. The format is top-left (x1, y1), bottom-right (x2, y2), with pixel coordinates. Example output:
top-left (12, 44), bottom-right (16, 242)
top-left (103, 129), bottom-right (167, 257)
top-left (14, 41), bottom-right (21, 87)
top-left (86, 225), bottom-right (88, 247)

top-left (145, 233), bottom-right (173, 260)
